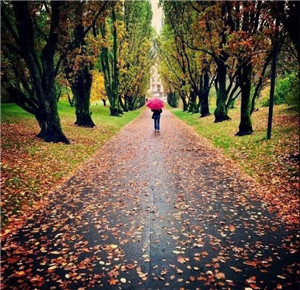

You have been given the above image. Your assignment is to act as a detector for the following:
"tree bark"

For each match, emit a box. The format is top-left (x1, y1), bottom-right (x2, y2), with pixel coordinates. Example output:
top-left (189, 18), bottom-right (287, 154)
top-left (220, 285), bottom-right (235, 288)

top-left (199, 69), bottom-right (210, 117)
top-left (36, 90), bottom-right (70, 143)
top-left (188, 90), bottom-right (197, 113)
top-left (66, 9), bottom-right (95, 127)
top-left (181, 95), bottom-right (188, 111)
top-left (127, 96), bottom-right (135, 111)
top-left (110, 8), bottom-right (121, 116)
top-left (71, 68), bottom-right (95, 127)
top-left (236, 63), bottom-right (253, 136)
top-left (214, 58), bottom-right (230, 122)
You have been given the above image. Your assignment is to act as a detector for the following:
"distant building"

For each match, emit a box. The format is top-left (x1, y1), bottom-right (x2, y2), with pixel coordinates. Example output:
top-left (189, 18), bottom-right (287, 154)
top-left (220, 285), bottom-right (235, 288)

top-left (149, 63), bottom-right (166, 99)
top-left (150, 1), bottom-right (165, 99)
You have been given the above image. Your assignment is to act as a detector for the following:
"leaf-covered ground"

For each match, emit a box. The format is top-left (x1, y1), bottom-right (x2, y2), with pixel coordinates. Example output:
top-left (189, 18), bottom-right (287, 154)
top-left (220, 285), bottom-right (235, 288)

top-left (1, 102), bottom-right (142, 227)
top-left (172, 105), bottom-right (299, 230)
top-left (1, 109), bottom-right (299, 289)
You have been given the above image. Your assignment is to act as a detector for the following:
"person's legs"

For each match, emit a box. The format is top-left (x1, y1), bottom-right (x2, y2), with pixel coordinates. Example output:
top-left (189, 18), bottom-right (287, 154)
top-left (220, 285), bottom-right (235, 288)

top-left (154, 117), bottom-right (160, 131)
top-left (157, 117), bottom-right (160, 131)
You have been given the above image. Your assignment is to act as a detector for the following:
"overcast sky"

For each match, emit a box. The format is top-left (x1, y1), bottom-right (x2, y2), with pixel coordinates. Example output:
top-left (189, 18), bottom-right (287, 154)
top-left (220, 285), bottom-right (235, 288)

top-left (151, 0), bottom-right (163, 34)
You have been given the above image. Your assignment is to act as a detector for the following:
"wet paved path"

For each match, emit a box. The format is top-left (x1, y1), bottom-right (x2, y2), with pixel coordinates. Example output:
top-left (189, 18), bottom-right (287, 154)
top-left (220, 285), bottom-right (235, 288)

top-left (1, 109), bottom-right (299, 289)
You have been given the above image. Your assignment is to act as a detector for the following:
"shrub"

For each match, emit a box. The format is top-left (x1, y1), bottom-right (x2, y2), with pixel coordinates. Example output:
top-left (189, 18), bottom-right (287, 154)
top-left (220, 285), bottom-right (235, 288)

top-left (262, 73), bottom-right (299, 107)
top-left (286, 73), bottom-right (300, 110)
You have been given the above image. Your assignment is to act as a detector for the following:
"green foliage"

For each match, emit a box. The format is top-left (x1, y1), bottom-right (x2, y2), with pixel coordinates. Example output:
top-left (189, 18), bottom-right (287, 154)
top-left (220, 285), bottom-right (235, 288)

top-left (119, 1), bottom-right (154, 110)
top-left (286, 73), bottom-right (300, 109)
top-left (275, 76), bottom-right (291, 104)
top-left (100, 3), bottom-right (123, 115)
top-left (262, 73), bottom-right (300, 108)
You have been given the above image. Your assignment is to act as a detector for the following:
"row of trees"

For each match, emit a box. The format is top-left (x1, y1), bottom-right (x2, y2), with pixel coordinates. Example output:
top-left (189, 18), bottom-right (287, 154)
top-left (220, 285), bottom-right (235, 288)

top-left (1, 1), bottom-right (154, 144)
top-left (159, 1), bottom-right (299, 136)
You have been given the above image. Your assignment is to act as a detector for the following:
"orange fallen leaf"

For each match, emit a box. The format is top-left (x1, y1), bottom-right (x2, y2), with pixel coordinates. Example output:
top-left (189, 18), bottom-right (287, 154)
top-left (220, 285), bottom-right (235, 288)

top-left (15, 271), bottom-right (26, 277)
top-left (229, 225), bottom-right (236, 232)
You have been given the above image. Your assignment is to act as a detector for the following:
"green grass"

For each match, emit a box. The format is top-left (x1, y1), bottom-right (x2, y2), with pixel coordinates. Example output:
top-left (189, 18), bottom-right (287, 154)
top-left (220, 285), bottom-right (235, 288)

top-left (1, 103), bottom-right (35, 124)
top-left (171, 104), bottom-right (299, 180)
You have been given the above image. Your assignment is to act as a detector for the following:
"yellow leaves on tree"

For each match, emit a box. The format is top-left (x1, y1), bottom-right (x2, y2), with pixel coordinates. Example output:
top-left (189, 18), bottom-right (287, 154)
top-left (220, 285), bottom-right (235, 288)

top-left (90, 70), bottom-right (108, 103)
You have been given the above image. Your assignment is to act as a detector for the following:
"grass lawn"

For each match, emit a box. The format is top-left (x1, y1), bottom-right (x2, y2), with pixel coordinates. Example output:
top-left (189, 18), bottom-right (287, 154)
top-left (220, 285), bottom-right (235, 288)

top-left (171, 103), bottom-right (299, 228)
top-left (1, 102), bottom-right (143, 227)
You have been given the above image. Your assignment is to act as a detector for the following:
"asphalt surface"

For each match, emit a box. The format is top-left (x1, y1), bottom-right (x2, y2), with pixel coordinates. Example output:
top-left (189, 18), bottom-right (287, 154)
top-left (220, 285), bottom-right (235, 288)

top-left (1, 109), bottom-right (299, 289)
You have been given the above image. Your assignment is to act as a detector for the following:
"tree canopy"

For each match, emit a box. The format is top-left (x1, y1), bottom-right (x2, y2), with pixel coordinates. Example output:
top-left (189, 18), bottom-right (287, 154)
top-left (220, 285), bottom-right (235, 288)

top-left (158, 0), bottom-right (299, 135)
top-left (1, 0), bottom-right (299, 142)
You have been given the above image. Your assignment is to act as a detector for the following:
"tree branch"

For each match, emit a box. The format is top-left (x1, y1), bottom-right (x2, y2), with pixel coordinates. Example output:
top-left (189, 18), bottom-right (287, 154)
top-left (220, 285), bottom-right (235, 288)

top-left (1, 7), bottom-right (20, 44)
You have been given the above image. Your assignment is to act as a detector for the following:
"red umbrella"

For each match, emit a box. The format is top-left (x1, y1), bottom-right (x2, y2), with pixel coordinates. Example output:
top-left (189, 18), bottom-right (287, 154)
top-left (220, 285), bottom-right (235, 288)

top-left (146, 98), bottom-right (164, 110)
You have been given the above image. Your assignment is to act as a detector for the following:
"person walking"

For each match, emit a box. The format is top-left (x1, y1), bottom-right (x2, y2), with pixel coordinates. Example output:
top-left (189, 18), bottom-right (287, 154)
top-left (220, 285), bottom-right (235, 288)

top-left (152, 109), bottom-right (162, 132)
top-left (146, 97), bottom-right (164, 132)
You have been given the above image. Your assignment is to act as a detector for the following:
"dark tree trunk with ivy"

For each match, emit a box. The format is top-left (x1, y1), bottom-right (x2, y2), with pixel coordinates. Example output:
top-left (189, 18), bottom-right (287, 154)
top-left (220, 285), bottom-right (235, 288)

top-left (214, 57), bottom-right (230, 122)
top-left (188, 90), bottom-right (198, 113)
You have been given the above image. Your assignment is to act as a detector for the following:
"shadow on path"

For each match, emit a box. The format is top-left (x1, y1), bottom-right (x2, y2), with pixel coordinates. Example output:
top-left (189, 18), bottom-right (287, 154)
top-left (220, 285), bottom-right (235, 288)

top-left (1, 109), bottom-right (299, 289)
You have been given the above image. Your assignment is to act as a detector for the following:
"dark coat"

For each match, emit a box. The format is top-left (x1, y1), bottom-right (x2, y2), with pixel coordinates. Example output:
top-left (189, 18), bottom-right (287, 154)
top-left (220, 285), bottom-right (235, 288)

top-left (151, 109), bottom-right (162, 119)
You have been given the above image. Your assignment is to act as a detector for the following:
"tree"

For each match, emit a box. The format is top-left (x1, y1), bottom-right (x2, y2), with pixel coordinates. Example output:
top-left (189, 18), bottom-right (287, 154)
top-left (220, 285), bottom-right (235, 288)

top-left (90, 70), bottom-right (108, 105)
top-left (270, 1), bottom-right (300, 68)
top-left (157, 25), bottom-right (189, 112)
top-left (190, 2), bottom-right (232, 122)
top-left (98, 2), bottom-right (124, 116)
top-left (119, 0), bottom-right (154, 111)
top-left (224, 2), bottom-right (275, 135)
top-left (1, 1), bottom-right (69, 143)
top-left (190, 1), bottom-right (277, 135)
top-left (162, 1), bottom-right (213, 116)
top-left (61, 1), bottom-right (108, 127)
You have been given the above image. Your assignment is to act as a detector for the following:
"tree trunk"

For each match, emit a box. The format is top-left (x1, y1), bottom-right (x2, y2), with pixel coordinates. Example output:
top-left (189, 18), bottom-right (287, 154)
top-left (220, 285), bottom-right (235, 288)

top-left (12, 2), bottom-right (69, 144)
top-left (71, 68), bottom-right (95, 127)
top-left (64, 10), bottom-right (95, 127)
top-left (181, 95), bottom-right (188, 111)
top-left (110, 8), bottom-right (120, 116)
top-left (36, 89), bottom-right (69, 143)
top-left (200, 70), bottom-right (210, 117)
top-left (110, 107), bottom-right (120, 116)
top-left (214, 58), bottom-right (230, 122)
top-left (128, 96), bottom-right (135, 111)
top-left (236, 63), bottom-right (253, 136)
top-left (188, 90), bottom-right (197, 113)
